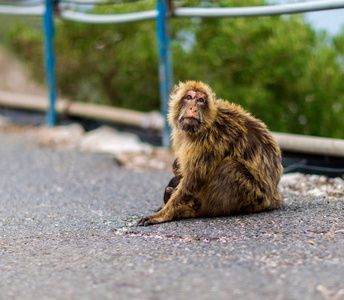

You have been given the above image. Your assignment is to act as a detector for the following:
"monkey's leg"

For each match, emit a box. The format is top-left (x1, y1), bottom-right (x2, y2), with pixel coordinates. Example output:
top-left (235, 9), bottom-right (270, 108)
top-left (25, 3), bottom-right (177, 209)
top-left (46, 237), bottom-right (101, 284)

top-left (137, 195), bottom-right (200, 226)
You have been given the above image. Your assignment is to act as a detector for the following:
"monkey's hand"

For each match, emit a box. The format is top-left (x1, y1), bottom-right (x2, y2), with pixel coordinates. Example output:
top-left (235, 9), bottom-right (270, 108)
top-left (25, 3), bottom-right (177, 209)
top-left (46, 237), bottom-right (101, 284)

top-left (137, 213), bottom-right (167, 226)
top-left (137, 195), bottom-right (200, 226)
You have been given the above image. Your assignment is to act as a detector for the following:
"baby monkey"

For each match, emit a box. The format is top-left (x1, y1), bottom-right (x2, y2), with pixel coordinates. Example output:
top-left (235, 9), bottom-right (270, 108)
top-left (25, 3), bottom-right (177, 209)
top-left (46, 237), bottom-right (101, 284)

top-left (138, 81), bottom-right (283, 226)
top-left (163, 159), bottom-right (181, 204)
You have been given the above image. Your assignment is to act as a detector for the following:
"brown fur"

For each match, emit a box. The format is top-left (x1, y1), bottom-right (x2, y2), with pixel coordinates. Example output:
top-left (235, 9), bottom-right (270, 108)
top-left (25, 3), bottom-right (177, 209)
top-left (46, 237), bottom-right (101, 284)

top-left (137, 81), bottom-right (283, 226)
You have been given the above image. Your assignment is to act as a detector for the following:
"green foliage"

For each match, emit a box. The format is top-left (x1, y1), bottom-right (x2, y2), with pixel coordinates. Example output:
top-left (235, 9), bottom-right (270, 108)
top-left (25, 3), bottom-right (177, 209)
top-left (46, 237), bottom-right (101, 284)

top-left (4, 0), bottom-right (344, 138)
top-left (7, 0), bottom-right (159, 111)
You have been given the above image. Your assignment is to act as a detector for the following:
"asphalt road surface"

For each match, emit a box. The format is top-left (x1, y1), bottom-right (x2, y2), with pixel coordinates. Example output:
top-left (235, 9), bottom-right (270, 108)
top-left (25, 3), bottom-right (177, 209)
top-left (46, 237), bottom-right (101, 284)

top-left (1, 132), bottom-right (343, 300)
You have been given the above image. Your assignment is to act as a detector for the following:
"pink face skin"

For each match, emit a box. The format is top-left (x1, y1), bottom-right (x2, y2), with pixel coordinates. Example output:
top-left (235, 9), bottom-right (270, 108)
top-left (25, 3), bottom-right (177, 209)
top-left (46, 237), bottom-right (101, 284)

top-left (179, 90), bottom-right (207, 132)
top-left (183, 90), bottom-right (206, 123)
top-left (183, 90), bottom-right (207, 106)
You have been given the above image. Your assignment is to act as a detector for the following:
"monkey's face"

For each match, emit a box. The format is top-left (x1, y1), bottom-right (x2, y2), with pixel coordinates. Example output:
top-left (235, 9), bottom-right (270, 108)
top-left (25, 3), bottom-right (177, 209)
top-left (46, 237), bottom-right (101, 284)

top-left (168, 81), bottom-right (217, 134)
top-left (178, 90), bottom-right (207, 134)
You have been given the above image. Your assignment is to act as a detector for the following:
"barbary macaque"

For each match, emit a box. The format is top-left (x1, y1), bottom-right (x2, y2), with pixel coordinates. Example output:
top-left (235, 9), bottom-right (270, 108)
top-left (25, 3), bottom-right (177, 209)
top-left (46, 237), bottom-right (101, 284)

top-left (163, 159), bottom-right (181, 204)
top-left (138, 81), bottom-right (283, 226)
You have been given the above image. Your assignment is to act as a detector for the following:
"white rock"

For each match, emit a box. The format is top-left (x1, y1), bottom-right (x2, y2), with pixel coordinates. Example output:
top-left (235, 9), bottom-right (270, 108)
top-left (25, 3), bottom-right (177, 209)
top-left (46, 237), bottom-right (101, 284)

top-left (79, 126), bottom-right (152, 155)
top-left (308, 175), bottom-right (322, 182)
top-left (141, 111), bottom-right (164, 130)
top-left (34, 123), bottom-right (84, 147)
top-left (307, 188), bottom-right (327, 197)
top-left (332, 177), bottom-right (344, 187)
top-left (279, 173), bottom-right (305, 187)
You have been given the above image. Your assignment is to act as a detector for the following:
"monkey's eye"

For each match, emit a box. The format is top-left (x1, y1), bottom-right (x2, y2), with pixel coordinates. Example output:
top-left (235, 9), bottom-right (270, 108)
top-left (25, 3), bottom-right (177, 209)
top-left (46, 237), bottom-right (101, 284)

top-left (197, 98), bottom-right (205, 103)
top-left (185, 95), bottom-right (193, 100)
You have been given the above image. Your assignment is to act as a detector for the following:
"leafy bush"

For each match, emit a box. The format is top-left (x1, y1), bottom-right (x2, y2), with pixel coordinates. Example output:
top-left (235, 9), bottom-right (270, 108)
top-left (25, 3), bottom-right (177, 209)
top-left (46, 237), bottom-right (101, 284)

top-left (5, 0), bottom-right (344, 138)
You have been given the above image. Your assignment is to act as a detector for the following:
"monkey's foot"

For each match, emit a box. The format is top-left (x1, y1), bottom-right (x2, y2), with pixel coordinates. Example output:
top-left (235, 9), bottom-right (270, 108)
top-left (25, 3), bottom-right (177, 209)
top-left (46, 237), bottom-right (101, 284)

top-left (137, 214), bottom-right (166, 226)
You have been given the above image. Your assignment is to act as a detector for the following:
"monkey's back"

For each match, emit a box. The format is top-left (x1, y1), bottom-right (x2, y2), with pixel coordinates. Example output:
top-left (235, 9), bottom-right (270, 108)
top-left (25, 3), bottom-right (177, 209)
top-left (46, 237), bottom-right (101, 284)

top-left (214, 99), bottom-right (282, 177)
top-left (208, 100), bottom-right (283, 215)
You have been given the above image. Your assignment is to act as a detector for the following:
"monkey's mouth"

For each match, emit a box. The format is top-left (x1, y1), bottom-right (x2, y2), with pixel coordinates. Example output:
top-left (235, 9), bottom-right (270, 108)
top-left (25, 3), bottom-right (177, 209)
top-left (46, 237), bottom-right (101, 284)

top-left (180, 117), bottom-right (202, 133)
top-left (182, 117), bottom-right (200, 125)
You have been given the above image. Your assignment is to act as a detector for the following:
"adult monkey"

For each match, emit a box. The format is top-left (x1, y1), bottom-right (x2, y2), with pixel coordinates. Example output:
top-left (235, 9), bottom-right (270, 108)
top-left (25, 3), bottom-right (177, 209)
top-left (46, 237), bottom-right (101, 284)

top-left (138, 81), bottom-right (283, 226)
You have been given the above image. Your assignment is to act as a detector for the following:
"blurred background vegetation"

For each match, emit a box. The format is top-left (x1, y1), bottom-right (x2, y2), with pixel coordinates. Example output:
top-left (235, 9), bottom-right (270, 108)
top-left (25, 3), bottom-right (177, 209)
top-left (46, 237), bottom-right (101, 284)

top-left (1, 0), bottom-right (344, 138)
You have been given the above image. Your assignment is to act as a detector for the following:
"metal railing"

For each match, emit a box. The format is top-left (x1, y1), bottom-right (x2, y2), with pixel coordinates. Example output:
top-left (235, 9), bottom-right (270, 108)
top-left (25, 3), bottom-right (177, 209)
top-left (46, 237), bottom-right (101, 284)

top-left (60, 9), bottom-right (158, 23)
top-left (174, 0), bottom-right (344, 17)
top-left (0, 4), bottom-right (44, 16)
top-left (1, 0), bottom-right (344, 147)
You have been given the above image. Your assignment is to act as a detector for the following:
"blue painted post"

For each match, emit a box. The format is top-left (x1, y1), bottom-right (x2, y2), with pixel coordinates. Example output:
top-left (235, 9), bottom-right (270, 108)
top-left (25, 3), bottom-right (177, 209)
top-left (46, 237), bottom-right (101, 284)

top-left (43, 0), bottom-right (57, 126)
top-left (156, 0), bottom-right (173, 148)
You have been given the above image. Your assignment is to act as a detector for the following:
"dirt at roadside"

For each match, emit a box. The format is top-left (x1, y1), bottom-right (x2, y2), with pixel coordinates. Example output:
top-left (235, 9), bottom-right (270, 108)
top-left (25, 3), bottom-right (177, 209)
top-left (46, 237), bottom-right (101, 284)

top-left (0, 121), bottom-right (176, 173)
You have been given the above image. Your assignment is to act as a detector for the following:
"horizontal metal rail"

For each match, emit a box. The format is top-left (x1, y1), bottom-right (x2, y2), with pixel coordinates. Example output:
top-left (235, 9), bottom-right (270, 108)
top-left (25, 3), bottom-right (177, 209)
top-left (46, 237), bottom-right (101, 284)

top-left (1, 89), bottom-right (344, 157)
top-left (0, 90), bottom-right (164, 130)
top-left (273, 132), bottom-right (344, 158)
top-left (174, 0), bottom-right (344, 18)
top-left (2, 1), bottom-right (343, 22)
top-left (0, 4), bottom-right (44, 15)
top-left (41, 0), bottom-right (344, 24)
top-left (60, 9), bottom-right (157, 23)
top-left (60, 0), bottom-right (144, 4)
